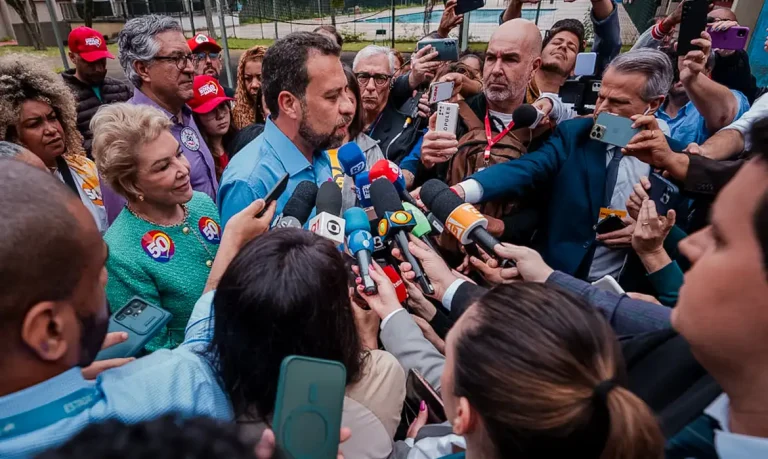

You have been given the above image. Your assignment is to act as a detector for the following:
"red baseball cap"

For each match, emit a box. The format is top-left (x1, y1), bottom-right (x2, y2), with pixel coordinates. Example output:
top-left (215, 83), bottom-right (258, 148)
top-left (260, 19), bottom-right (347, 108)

top-left (187, 33), bottom-right (222, 53)
top-left (68, 26), bottom-right (114, 61)
top-left (188, 75), bottom-right (233, 114)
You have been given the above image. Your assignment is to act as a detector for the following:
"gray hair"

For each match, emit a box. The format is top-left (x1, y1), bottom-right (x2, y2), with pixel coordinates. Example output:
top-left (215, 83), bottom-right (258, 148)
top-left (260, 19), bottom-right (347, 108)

top-left (607, 48), bottom-right (673, 101)
top-left (352, 45), bottom-right (396, 74)
top-left (118, 15), bottom-right (183, 87)
top-left (0, 141), bottom-right (25, 159)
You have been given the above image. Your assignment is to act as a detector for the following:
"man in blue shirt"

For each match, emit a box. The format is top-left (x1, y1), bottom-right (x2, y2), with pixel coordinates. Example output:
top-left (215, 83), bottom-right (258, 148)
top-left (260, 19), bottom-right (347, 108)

top-left (656, 32), bottom-right (750, 146)
top-left (218, 32), bottom-right (355, 228)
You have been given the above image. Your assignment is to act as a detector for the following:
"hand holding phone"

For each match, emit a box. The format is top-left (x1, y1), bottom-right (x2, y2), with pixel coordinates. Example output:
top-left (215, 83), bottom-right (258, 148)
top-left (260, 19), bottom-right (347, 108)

top-left (95, 298), bottom-right (172, 360)
top-left (256, 173), bottom-right (289, 218)
top-left (590, 113), bottom-right (642, 148)
top-left (677, 0), bottom-right (709, 56)
top-left (428, 80), bottom-right (455, 104)
top-left (648, 172), bottom-right (682, 216)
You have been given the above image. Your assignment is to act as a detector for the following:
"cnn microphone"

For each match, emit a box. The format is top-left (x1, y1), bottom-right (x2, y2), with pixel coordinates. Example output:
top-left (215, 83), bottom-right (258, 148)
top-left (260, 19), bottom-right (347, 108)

top-left (337, 142), bottom-right (367, 178)
top-left (370, 179), bottom-right (435, 295)
top-left (420, 179), bottom-right (515, 267)
top-left (309, 181), bottom-right (346, 245)
top-left (273, 181), bottom-right (318, 229)
top-left (403, 202), bottom-right (437, 252)
top-left (369, 159), bottom-right (419, 207)
top-left (343, 207), bottom-right (377, 295)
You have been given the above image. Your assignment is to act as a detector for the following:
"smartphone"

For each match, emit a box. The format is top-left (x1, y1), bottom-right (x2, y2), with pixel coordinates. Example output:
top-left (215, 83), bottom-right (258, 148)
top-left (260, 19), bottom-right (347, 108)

top-left (273, 356), bottom-right (346, 459)
top-left (256, 173), bottom-right (289, 217)
top-left (454, 0), bottom-right (485, 14)
top-left (95, 298), bottom-right (172, 361)
top-left (708, 26), bottom-right (749, 50)
top-left (574, 52), bottom-right (597, 76)
top-left (594, 214), bottom-right (627, 234)
top-left (428, 80), bottom-right (455, 104)
top-left (649, 172), bottom-right (683, 216)
top-left (417, 38), bottom-right (459, 62)
top-left (590, 112), bottom-right (641, 148)
top-left (677, 0), bottom-right (709, 56)
top-left (591, 275), bottom-right (625, 294)
top-left (404, 369), bottom-right (447, 425)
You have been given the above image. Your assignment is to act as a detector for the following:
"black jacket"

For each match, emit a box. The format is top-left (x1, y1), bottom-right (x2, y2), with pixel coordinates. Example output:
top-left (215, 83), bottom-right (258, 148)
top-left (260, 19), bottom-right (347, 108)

top-left (713, 50), bottom-right (759, 104)
top-left (61, 70), bottom-right (133, 156)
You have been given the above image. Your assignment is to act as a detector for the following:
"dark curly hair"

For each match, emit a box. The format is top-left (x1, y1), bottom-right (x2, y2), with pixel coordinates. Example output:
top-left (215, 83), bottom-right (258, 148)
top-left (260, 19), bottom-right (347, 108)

top-left (35, 416), bottom-right (256, 459)
top-left (209, 228), bottom-right (365, 420)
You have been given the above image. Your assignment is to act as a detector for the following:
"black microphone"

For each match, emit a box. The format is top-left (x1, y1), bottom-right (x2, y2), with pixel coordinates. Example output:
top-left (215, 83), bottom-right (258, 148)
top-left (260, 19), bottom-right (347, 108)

top-left (512, 103), bottom-right (541, 129)
top-left (273, 181), bottom-right (318, 229)
top-left (370, 179), bottom-right (435, 295)
top-left (421, 179), bottom-right (515, 267)
top-left (309, 181), bottom-right (345, 245)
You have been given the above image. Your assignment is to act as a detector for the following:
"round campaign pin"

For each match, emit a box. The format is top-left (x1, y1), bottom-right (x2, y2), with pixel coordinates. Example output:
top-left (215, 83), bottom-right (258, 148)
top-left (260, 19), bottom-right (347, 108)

top-left (180, 127), bottom-right (200, 151)
top-left (141, 230), bottom-right (175, 262)
top-left (198, 217), bottom-right (221, 244)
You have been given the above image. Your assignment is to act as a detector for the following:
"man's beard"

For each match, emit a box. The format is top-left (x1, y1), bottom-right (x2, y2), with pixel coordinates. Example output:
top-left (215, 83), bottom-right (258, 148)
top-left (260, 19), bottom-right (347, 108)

top-left (82, 71), bottom-right (107, 86)
top-left (204, 65), bottom-right (219, 78)
top-left (77, 309), bottom-right (109, 368)
top-left (298, 101), bottom-right (351, 151)
top-left (541, 60), bottom-right (570, 77)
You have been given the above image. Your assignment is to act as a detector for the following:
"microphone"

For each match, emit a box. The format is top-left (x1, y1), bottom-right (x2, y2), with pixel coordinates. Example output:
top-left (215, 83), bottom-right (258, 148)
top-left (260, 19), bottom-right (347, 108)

top-left (370, 179), bottom-right (435, 295)
top-left (343, 207), bottom-right (377, 295)
top-left (369, 159), bottom-right (419, 207)
top-left (420, 179), bottom-right (515, 267)
top-left (383, 265), bottom-right (408, 303)
top-left (403, 202), bottom-right (437, 252)
top-left (309, 181), bottom-right (345, 245)
top-left (337, 142), bottom-right (367, 178)
top-left (511, 103), bottom-right (541, 130)
top-left (273, 181), bottom-right (318, 229)
top-left (354, 171), bottom-right (377, 221)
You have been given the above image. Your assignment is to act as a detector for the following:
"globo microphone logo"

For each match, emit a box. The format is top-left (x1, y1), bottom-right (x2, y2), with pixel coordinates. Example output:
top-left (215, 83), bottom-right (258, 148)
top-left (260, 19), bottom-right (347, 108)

top-left (327, 220), bottom-right (341, 235)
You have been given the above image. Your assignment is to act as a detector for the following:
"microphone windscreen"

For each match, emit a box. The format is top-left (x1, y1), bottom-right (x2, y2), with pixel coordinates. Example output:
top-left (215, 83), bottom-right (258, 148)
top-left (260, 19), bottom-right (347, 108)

top-left (343, 207), bottom-right (370, 235)
top-left (316, 181), bottom-right (343, 216)
top-left (403, 202), bottom-right (432, 237)
top-left (369, 160), bottom-right (407, 193)
top-left (383, 265), bottom-right (408, 303)
top-left (282, 181), bottom-right (318, 225)
top-left (337, 142), bottom-right (367, 177)
top-left (512, 104), bottom-right (540, 129)
top-left (370, 178), bottom-right (404, 217)
top-left (420, 179), bottom-right (463, 223)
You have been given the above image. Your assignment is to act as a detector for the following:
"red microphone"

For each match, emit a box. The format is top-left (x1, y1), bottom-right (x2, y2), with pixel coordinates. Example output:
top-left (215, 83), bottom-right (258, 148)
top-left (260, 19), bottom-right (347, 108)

top-left (369, 159), bottom-right (418, 207)
top-left (383, 265), bottom-right (409, 303)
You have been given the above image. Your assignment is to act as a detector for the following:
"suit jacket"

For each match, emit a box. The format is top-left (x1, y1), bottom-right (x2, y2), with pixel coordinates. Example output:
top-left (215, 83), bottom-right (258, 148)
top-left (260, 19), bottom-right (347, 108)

top-left (470, 118), bottom-right (688, 277)
top-left (380, 310), bottom-right (445, 392)
top-left (684, 153), bottom-right (744, 196)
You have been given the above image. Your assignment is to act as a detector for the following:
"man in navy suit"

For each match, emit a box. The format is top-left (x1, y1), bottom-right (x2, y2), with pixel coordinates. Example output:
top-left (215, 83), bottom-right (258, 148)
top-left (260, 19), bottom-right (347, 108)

top-left (450, 48), bottom-right (688, 284)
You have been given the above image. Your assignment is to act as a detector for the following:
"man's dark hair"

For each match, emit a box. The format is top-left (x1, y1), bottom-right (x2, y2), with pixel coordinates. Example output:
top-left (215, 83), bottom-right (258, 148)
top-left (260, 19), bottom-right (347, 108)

top-left (750, 117), bottom-right (768, 271)
top-left (343, 65), bottom-right (365, 139)
top-left (0, 160), bottom-right (89, 347)
top-left (314, 25), bottom-right (344, 47)
top-left (35, 416), bottom-right (256, 459)
top-left (262, 32), bottom-right (341, 118)
top-left (226, 123), bottom-right (265, 157)
top-left (544, 19), bottom-right (586, 53)
top-left (209, 228), bottom-right (365, 420)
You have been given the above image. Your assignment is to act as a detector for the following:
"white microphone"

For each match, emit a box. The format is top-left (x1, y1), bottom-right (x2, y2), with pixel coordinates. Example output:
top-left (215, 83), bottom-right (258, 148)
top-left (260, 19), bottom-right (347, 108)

top-left (308, 181), bottom-right (346, 245)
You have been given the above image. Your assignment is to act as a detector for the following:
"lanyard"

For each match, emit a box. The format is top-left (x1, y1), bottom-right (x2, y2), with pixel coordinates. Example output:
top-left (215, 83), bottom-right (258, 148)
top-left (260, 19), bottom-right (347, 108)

top-left (0, 388), bottom-right (102, 439)
top-left (483, 110), bottom-right (515, 164)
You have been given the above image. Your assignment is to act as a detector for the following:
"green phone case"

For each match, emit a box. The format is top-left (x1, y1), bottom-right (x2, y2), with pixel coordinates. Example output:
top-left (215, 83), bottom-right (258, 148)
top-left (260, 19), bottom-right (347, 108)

top-left (273, 356), bottom-right (347, 459)
top-left (590, 112), bottom-right (642, 148)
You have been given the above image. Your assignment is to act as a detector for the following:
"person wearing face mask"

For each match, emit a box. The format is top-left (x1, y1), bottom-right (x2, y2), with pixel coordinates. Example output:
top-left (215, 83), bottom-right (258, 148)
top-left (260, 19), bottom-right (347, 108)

top-left (91, 103), bottom-right (229, 352)
top-left (232, 45), bottom-right (267, 129)
top-left (0, 54), bottom-right (109, 234)
top-left (188, 33), bottom-right (235, 98)
top-left (61, 27), bottom-right (132, 158)
top-left (452, 48), bottom-right (688, 290)
top-left (189, 75), bottom-right (238, 181)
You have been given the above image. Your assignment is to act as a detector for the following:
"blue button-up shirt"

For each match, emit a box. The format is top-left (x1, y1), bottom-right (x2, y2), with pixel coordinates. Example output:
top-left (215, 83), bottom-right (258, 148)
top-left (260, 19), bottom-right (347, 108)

top-left (656, 89), bottom-right (750, 146)
top-left (100, 89), bottom-right (219, 224)
top-left (0, 292), bottom-right (231, 459)
top-left (217, 118), bottom-right (334, 228)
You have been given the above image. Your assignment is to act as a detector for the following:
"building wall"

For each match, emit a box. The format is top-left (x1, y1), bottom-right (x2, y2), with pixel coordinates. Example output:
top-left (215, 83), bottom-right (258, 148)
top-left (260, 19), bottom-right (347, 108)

top-left (741, 0), bottom-right (768, 86)
top-left (6, 0), bottom-right (71, 47)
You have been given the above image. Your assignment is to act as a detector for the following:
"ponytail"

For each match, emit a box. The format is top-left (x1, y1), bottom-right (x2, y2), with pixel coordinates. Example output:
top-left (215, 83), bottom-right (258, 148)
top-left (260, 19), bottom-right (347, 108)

top-left (600, 385), bottom-right (664, 459)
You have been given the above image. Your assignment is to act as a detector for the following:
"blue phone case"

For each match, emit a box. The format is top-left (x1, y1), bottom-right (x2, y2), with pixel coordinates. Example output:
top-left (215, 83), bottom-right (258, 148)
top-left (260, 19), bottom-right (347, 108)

top-left (590, 112), bottom-right (641, 148)
top-left (649, 172), bottom-right (682, 216)
top-left (416, 38), bottom-right (459, 62)
top-left (94, 297), bottom-right (172, 361)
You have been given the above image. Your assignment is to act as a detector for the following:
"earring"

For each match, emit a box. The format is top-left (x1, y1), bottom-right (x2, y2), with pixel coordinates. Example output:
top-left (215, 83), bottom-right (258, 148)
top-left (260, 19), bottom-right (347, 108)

top-left (138, 194), bottom-right (144, 202)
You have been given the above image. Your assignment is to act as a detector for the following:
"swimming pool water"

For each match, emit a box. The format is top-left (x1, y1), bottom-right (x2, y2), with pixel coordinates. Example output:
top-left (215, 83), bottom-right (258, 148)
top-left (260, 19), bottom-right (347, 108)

top-left (363, 8), bottom-right (555, 24)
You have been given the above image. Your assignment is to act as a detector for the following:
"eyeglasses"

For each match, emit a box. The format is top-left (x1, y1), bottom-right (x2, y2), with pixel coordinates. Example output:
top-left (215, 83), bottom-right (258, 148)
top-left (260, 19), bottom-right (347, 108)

top-left (194, 52), bottom-right (221, 62)
top-left (153, 53), bottom-right (195, 70)
top-left (355, 72), bottom-right (392, 87)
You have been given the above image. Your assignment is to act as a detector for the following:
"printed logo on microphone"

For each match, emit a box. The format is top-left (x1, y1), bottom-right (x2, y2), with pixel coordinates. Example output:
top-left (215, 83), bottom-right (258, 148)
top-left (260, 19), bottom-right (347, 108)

top-left (445, 203), bottom-right (485, 244)
top-left (373, 236), bottom-right (385, 251)
top-left (377, 219), bottom-right (389, 237)
top-left (326, 220), bottom-right (341, 236)
top-left (141, 230), bottom-right (175, 262)
top-left (390, 210), bottom-right (413, 225)
top-left (349, 162), bottom-right (365, 176)
top-left (198, 217), bottom-right (221, 244)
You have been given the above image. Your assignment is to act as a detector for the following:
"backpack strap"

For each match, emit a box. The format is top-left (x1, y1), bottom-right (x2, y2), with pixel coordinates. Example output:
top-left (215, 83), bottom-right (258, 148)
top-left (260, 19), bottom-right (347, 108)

top-left (457, 100), bottom-right (484, 132)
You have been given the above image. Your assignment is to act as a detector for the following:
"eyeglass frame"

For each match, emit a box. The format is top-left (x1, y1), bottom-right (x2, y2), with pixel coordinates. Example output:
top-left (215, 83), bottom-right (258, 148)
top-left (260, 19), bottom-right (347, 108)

top-left (193, 51), bottom-right (222, 63)
top-left (354, 72), bottom-right (393, 88)
top-left (152, 53), bottom-right (196, 70)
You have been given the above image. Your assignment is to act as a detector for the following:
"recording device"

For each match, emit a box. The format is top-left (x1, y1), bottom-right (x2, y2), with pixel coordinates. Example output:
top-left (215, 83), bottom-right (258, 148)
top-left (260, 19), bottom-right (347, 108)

top-left (455, 0), bottom-right (485, 14)
top-left (273, 356), bottom-right (346, 459)
top-left (343, 207), bottom-right (377, 295)
top-left (590, 112), bottom-right (641, 148)
top-left (574, 52), bottom-right (598, 77)
top-left (436, 102), bottom-right (459, 133)
top-left (511, 103), bottom-right (543, 130)
top-left (273, 181), bottom-right (318, 229)
top-left (420, 179), bottom-right (515, 268)
top-left (308, 181), bottom-right (345, 245)
top-left (708, 25), bottom-right (749, 50)
top-left (383, 265), bottom-right (409, 303)
top-left (370, 179), bottom-right (435, 295)
top-left (403, 202), bottom-right (437, 252)
top-left (337, 142), bottom-right (367, 178)
top-left (428, 81), bottom-right (454, 104)
top-left (404, 369), bottom-right (446, 425)
top-left (95, 298), bottom-right (172, 361)
top-left (369, 159), bottom-right (419, 208)
top-left (559, 79), bottom-right (601, 115)
top-left (677, 0), bottom-right (709, 56)
top-left (416, 38), bottom-right (459, 61)
top-left (649, 172), bottom-right (683, 216)
top-left (594, 214), bottom-right (626, 234)
top-left (256, 173), bottom-right (289, 218)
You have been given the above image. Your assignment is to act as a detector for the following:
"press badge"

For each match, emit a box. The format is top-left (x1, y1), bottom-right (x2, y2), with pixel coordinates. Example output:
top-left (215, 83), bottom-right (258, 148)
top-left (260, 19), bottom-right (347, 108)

top-left (598, 207), bottom-right (627, 222)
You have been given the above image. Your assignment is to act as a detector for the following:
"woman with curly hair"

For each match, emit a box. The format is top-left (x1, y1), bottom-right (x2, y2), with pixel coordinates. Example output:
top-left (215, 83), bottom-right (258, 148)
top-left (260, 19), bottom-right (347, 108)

top-left (0, 54), bottom-right (108, 233)
top-left (232, 45), bottom-right (267, 129)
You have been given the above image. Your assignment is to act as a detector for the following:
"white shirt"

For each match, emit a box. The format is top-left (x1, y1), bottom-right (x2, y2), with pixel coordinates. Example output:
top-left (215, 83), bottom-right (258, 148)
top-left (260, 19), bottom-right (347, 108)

top-left (488, 109), bottom-right (513, 131)
top-left (723, 92), bottom-right (768, 151)
top-left (706, 394), bottom-right (768, 459)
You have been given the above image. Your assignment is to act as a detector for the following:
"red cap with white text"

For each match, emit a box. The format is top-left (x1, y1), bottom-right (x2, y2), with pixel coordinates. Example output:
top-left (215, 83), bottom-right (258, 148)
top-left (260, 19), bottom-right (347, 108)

top-left (188, 75), bottom-right (234, 114)
top-left (68, 27), bottom-right (114, 62)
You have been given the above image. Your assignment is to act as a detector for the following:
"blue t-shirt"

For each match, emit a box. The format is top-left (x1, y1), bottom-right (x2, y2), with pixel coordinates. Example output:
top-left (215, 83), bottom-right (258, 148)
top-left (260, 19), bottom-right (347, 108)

top-left (657, 89), bottom-right (750, 146)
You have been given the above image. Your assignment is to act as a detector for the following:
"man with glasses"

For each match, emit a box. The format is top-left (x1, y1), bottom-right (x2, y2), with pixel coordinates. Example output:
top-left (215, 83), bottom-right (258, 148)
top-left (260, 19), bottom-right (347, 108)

top-left (187, 33), bottom-right (235, 98)
top-left (101, 15), bottom-right (217, 224)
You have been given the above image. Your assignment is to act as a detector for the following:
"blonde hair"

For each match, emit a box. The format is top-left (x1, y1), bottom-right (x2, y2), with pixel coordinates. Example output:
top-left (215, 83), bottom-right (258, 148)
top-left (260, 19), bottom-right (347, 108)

top-left (0, 54), bottom-right (84, 158)
top-left (90, 103), bottom-right (172, 200)
top-left (233, 45), bottom-right (267, 129)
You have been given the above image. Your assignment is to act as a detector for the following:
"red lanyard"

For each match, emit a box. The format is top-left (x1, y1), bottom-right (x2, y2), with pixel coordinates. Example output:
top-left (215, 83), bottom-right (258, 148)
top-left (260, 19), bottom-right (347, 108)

top-left (484, 109), bottom-right (515, 163)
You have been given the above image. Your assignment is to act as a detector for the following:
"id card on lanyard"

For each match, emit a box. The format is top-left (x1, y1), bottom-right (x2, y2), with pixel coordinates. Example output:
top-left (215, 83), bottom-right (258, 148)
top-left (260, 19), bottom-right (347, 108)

top-left (484, 109), bottom-right (515, 165)
top-left (0, 388), bottom-right (102, 439)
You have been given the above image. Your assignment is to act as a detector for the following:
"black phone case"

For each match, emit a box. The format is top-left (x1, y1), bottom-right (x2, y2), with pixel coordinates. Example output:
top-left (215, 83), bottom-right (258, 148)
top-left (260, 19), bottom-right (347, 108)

top-left (595, 215), bottom-right (626, 234)
top-left (649, 173), bottom-right (683, 216)
top-left (455, 0), bottom-right (485, 14)
top-left (677, 0), bottom-right (709, 55)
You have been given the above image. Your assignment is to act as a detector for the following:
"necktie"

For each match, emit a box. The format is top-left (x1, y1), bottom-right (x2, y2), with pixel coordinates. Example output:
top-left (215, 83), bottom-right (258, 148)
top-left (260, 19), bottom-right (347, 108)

top-left (604, 148), bottom-right (623, 208)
